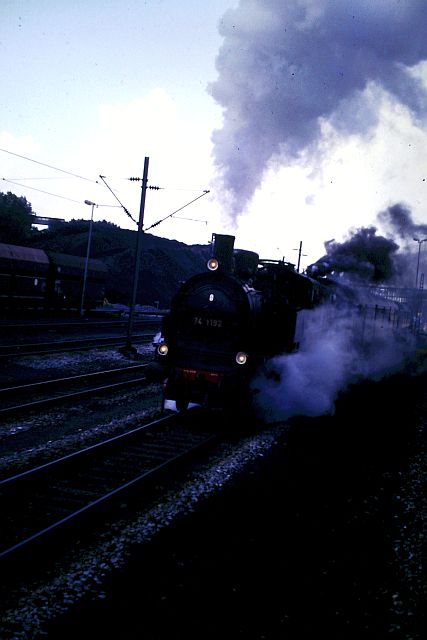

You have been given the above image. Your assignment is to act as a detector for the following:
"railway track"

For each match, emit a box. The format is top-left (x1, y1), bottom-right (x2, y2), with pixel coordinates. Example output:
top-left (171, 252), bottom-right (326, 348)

top-left (0, 315), bottom-right (162, 357)
top-left (0, 363), bottom-right (154, 417)
top-left (0, 333), bottom-right (157, 358)
top-left (0, 315), bottom-right (164, 334)
top-left (0, 412), bottom-right (218, 572)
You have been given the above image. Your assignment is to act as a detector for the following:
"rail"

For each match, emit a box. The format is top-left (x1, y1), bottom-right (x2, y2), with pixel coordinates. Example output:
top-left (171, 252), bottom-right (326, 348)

top-left (0, 364), bottom-right (151, 417)
top-left (0, 412), bottom-right (217, 566)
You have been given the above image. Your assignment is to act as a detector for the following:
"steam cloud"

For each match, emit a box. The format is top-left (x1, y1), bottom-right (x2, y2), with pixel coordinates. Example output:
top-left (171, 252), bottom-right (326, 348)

top-left (251, 202), bottom-right (426, 423)
top-left (210, 0), bottom-right (427, 214)
top-left (251, 303), bottom-right (417, 423)
top-left (209, 1), bottom-right (427, 420)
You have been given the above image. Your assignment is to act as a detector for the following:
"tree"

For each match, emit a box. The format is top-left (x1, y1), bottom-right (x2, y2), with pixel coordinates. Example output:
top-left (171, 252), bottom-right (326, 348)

top-left (0, 191), bottom-right (35, 244)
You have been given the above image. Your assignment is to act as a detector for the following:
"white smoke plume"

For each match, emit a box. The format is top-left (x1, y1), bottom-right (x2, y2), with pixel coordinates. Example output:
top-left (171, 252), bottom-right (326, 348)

top-left (210, 0), bottom-right (427, 215)
top-left (251, 303), bottom-right (418, 423)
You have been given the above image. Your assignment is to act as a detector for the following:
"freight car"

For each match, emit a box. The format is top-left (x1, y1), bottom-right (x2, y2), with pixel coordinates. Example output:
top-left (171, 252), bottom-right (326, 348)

top-left (0, 242), bottom-right (107, 314)
top-left (155, 233), bottom-right (340, 412)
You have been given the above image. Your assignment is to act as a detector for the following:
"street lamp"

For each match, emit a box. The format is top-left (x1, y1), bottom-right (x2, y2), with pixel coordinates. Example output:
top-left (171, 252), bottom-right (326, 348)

top-left (413, 237), bottom-right (427, 289)
top-left (80, 199), bottom-right (97, 317)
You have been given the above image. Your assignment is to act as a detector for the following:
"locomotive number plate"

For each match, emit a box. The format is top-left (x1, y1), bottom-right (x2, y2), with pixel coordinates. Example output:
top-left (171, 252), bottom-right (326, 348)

top-left (193, 316), bottom-right (223, 328)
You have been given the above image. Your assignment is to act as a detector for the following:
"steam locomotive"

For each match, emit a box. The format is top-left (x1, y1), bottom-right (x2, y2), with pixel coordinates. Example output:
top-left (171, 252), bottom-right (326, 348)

top-left (155, 233), bottom-right (340, 412)
top-left (0, 242), bottom-right (107, 314)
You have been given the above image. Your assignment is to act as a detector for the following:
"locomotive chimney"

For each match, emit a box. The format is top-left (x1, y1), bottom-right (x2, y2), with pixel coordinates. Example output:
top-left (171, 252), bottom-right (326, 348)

top-left (211, 233), bottom-right (235, 272)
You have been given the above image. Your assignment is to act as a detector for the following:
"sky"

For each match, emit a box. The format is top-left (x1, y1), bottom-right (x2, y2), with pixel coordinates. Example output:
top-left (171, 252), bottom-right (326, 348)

top-left (1, 0), bottom-right (427, 272)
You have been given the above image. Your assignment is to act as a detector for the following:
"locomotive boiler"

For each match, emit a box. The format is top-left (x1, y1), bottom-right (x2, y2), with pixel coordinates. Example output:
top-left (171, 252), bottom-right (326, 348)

top-left (156, 233), bottom-right (336, 412)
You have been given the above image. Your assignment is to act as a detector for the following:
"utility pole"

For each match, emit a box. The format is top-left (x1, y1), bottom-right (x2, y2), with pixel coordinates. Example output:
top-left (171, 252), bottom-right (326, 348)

top-left (80, 200), bottom-right (96, 317)
top-left (414, 237), bottom-right (427, 288)
top-left (125, 157), bottom-right (149, 352)
top-left (293, 241), bottom-right (306, 273)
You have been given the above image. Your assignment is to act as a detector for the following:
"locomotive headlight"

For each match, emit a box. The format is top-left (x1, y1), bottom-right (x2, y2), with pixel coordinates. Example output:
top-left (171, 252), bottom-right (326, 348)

top-left (235, 351), bottom-right (248, 365)
top-left (207, 258), bottom-right (219, 271)
top-left (157, 342), bottom-right (169, 356)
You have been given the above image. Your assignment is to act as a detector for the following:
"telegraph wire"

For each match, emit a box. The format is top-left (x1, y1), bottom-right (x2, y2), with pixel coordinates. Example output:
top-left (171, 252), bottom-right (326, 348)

top-left (145, 190), bottom-right (210, 231)
top-left (2, 178), bottom-right (88, 205)
top-left (1, 147), bottom-right (211, 229)
top-left (174, 216), bottom-right (208, 224)
top-left (1, 148), bottom-right (207, 193)
top-left (128, 177), bottom-right (161, 190)
top-left (99, 174), bottom-right (137, 224)
top-left (6, 176), bottom-right (75, 180)
top-left (1, 178), bottom-right (120, 207)
top-left (0, 148), bottom-right (206, 191)
top-left (0, 148), bottom-right (98, 183)
top-left (127, 177), bottom-right (206, 193)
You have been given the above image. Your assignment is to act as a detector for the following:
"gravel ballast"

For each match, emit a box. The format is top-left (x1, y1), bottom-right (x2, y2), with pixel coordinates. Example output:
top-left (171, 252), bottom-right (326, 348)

top-left (0, 349), bottom-right (426, 639)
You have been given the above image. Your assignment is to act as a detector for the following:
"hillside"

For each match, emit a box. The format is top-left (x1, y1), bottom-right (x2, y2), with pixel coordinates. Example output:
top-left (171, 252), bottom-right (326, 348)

top-left (30, 220), bottom-right (212, 308)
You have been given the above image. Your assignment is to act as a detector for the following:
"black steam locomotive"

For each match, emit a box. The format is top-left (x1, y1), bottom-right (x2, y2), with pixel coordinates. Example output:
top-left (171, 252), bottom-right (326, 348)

top-left (155, 233), bottom-right (338, 412)
top-left (0, 242), bottom-right (107, 315)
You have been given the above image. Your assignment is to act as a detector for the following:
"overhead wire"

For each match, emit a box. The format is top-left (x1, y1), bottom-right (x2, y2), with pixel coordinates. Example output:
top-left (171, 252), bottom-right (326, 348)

top-left (2, 178), bottom-right (89, 205)
top-left (6, 176), bottom-right (75, 180)
top-left (99, 175), bottom-right (137, 224)
top-left (1, 178), bottom-right (120, 207)
top-left (0, 148), bottom-right (98, 183)
top-left (145, 190), bottom-right (210, 231)
top-left (1, 147), bottom-right (211, 230)
top-left (174, 216), bottom-right (208, 224)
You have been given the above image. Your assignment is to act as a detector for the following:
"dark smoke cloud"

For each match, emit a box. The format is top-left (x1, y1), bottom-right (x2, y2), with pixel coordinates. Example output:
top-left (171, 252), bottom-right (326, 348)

top-left (377, 202), bottom-right (427, 244)
top-left (210, 0), bottom-right (427, 214)
top-left (307, 203), bottom-right (427, 286)
top-left (310, 226), bottom-right (399, 283)
top-left (377, 203), bottom-right (427, 285)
